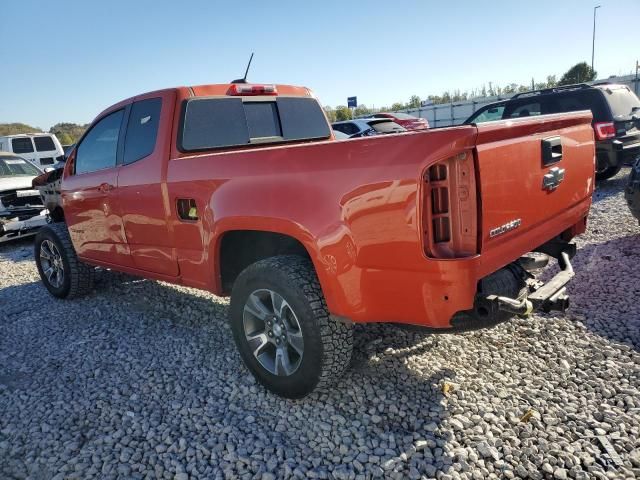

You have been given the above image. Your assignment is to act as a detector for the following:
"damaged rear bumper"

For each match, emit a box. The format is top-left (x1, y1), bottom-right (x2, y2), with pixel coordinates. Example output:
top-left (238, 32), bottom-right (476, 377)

top-left (481, 242), bottom-right (576, 317)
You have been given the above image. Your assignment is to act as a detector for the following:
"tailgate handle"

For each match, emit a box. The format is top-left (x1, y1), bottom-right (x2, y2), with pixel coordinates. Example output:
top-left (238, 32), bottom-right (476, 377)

top-left (541, 136), bottom-right (562, 166)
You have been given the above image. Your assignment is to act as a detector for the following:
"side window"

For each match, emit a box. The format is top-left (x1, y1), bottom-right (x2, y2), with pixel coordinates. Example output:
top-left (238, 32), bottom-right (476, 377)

top-left (11, 137), bottom-right (34, 154)
top-left (471, 105), bottom-right (506, 123)
top-left (34, 136), bottom-right (56, 152)
top-left (75, 110), bottom-right (124, 175)
top-left (334, 123), bottom-right (358, 135)
top-left (123, 98), bottom-right (162, 164)
top-left (548, 91), bottom-right (608, 122)
top-left (505, 102), bottom-right (542, 119)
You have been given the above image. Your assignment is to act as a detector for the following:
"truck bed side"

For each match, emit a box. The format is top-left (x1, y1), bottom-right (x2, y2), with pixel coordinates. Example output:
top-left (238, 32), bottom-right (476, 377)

top-left (166, 111), bottom-right (594, 327)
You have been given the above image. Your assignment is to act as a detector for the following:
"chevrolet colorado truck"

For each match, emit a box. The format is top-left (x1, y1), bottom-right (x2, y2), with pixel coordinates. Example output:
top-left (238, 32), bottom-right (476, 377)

top-left (33, 82), bottom-right (595, 398)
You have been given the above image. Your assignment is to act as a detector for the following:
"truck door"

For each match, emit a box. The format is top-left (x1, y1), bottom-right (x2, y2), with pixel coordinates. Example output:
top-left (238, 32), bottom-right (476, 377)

top-left (62, 108), bottom-right (132, 266)
top-left (113, 91), bottom-right (179, 277)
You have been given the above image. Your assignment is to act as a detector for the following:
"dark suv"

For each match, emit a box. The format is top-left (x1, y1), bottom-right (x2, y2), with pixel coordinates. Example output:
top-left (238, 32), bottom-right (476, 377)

top-left (626, 157), bottom-right (640, 224)
top-left (465, 83), bottom-right (640, 181)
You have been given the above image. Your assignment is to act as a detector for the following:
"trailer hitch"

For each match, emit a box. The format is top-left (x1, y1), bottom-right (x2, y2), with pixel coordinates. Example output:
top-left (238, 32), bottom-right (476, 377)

top-left (482, 249), bottom-right (574, 316)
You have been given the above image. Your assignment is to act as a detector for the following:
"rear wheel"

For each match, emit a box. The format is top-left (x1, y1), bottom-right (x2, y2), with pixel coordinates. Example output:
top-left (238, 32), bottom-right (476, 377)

top-left (595, 152), bottom-right (621, 181)
top-left (229, 255), bottom-right (353, 398)
top-left (34, 223), bottom-right (95, 299)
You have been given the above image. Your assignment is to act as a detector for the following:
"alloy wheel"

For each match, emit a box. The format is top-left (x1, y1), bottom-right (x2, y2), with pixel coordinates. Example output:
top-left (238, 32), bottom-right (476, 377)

top-left (242, 289), bottom-right (304, 376)
top-left (39, 239), bottom-right (64, 288)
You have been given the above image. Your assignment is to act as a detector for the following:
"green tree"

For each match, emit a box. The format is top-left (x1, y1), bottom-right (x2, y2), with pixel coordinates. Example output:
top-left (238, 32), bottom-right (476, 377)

top-left (56, 132), bottom-right (73, 145)
top-left (558, 62), bottom-right (596, 86)
top-left (354, 104), bottom-right (371, 117)
top-left (335, 106), bottom-right (352, 121)
top-left (390, 102), bottom-right (405, 112)
top-left (323, 106), bottom-right (337, 123)
top-left (0, 123), bottom-right (41, 136)
top-left (49, 123), bottom-right (88, 144)
top-left (407, 95), bottom-right (421, 109)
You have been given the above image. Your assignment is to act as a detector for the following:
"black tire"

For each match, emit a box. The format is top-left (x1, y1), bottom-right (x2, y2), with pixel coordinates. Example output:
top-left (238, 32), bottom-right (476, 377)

top-left (595, 164), bottom-right (622, 182)
top-left (626, 157), bottom-right (640, 223)
top-left (230, 255), bottom-right (353, 398)
top-left (34, 222), bottom-right (95, 299)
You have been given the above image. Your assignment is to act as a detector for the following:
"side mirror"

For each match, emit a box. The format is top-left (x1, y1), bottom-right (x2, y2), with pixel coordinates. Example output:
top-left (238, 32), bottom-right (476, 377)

top-left (44, 167), bottom-right (54, 173)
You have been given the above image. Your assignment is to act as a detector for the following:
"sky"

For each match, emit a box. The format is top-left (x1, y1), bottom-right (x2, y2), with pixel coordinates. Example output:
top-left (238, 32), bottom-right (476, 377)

top-left (1, 0), bottom-right (638, 130)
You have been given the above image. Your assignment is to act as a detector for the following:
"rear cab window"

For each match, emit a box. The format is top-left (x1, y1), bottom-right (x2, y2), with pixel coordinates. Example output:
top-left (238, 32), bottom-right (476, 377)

top-left (34, 136), bottom-right (56, 152)
top-left (179, 96), bottom-right (331, 152)
top-left (11, 137), bottom-right (34, 154)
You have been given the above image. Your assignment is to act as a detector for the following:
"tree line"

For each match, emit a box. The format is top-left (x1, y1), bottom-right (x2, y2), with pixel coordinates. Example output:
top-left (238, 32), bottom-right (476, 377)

top-left (324, 62), bottom-right (598, 122)
top-left (0, 122), bottom-right (88, 145)
top-left (1, 63), bottom-right (599, 133)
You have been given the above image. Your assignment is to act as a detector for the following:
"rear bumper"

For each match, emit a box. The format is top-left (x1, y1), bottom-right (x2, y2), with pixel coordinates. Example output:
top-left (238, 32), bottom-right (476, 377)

top-left (483, 248), bottom-right (575, 317)
top-left (598, 139), bottom-right (640, 168)
top-left (327, 196), bottom-right (591, 328)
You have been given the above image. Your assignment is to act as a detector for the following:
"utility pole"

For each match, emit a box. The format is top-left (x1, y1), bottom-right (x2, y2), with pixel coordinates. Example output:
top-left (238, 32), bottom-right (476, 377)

top-left (591, 5), bottom-right (601, 73)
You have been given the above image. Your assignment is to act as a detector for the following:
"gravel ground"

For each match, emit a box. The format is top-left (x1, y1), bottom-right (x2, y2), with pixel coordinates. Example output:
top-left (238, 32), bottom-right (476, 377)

top-left (1, 169), bottom-right (639, 480)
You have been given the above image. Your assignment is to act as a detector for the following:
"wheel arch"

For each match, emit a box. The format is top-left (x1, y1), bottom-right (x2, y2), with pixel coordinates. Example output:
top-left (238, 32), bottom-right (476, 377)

top-left (214, 224), bottom-right (323, 286)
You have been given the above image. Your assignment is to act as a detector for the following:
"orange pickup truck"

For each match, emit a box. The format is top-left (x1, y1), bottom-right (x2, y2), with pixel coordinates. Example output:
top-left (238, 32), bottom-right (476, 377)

top-left (33, 82), bottom-right (595, 397)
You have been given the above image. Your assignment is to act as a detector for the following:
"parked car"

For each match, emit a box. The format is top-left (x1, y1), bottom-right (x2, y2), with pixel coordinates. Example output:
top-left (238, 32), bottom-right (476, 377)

top-left (0, 152), bottom-right (48, 242)
top-left (62, 144), bottom-right (75, 156)
top-left (332, 118), bottom-right (407, 138)
top-left (332, 130), bottom-right (350, 140)
top-left (371, 112), bottom-right (429, 130)
top-left (0, 133), bottom-right (65, 170)
top-left (464, 83), bottom-right (640, 181)
top-left (626, 156), bottom-right (640, 224)
top-left (33, 81), bottom-right (594, 398)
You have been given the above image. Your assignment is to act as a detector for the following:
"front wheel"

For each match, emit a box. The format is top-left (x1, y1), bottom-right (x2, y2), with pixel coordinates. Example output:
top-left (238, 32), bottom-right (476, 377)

top-left (34, 223), bottom-right (95, 299)
top-left (229, 255), bottom-right (353, 398)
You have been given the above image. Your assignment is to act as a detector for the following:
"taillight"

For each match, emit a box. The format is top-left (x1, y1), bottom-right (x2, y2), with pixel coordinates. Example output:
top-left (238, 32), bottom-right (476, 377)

top-left (422, 152), bottom-right (478, 258)
top-left (227, 84), bottom-right (278, 96)
top-left (594, 122), bottom-right (616, 140)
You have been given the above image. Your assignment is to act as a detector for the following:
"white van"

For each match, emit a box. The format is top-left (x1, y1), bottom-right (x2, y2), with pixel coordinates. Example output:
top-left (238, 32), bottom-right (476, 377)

top-left (0, 133), bottom-right (65, 169)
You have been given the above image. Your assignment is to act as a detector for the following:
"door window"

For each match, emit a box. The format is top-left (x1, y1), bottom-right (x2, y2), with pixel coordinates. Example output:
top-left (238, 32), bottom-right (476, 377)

top-left (75, 110), bottom-right (124, 174)
top-left (470, 105), bottom-right (506, 123)
top-left (504, 102), bottom-right (542, 118)
top-left (123, 98), bottom-right (162, 164)
top-left (333, 123), bottom-right (359, 135)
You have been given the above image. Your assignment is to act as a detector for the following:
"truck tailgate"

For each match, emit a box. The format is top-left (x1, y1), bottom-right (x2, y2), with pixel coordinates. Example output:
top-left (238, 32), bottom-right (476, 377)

top-left (475, 111), bottom-right (595, 253)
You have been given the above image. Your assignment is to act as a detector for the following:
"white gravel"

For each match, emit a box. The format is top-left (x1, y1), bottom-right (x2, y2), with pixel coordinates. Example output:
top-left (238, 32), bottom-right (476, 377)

top-left (1, 169), bottom-right (639, 480)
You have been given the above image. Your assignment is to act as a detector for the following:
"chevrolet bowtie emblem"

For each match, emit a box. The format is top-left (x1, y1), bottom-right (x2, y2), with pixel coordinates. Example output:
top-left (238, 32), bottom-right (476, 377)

top-left (542, 166), bottom-right (565, 191)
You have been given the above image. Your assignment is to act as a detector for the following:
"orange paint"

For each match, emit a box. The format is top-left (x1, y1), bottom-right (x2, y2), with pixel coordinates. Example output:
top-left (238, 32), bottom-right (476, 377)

top-left (61, 85), bottom-right (594, 328)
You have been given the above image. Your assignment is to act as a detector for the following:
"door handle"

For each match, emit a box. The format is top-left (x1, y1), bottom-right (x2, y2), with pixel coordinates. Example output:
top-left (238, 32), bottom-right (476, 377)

top-left (541, 137), bottom-right (562, 166)
top-left (98, 183), bottom-right (115, 193)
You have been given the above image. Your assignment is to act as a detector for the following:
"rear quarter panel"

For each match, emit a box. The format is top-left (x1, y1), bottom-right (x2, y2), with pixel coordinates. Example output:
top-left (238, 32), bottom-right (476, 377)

top-left (166, 128), bottom-right (478, 320)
